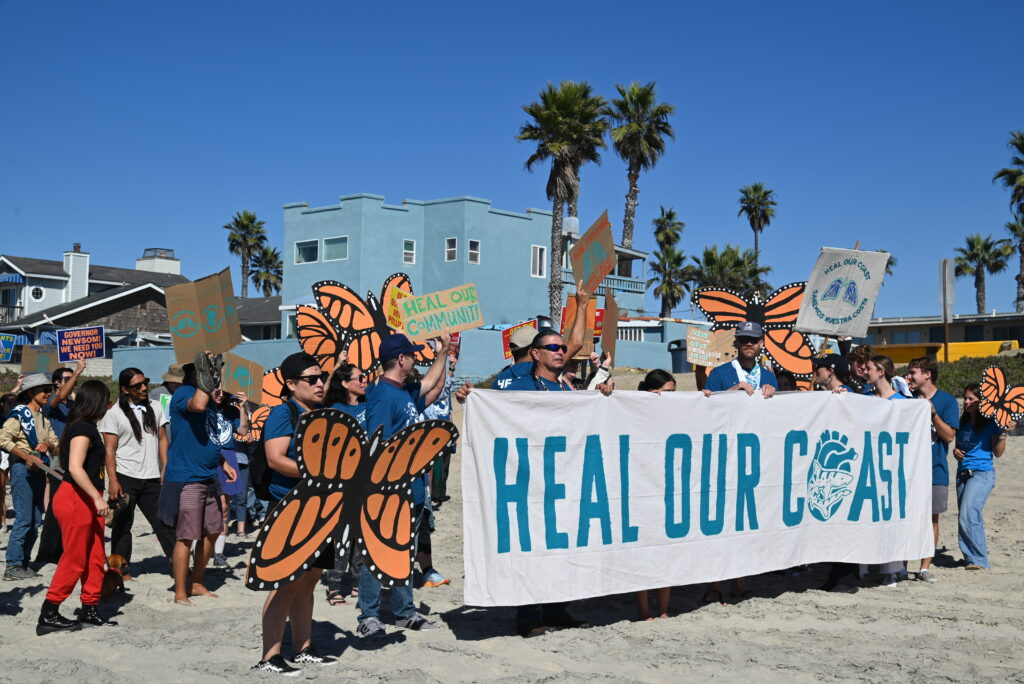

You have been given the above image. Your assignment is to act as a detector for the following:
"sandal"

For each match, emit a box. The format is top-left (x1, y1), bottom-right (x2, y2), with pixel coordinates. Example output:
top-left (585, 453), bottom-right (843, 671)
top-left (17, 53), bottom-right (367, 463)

top-left (326, 588), bottom-right (348, 606)
top-left (701, 589), bottom-right (724, 604)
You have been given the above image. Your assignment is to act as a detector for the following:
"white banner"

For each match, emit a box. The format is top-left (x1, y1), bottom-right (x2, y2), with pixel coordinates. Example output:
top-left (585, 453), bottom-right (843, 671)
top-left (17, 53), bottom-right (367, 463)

top-left (462, 389), bottom-right (933, 607)
top-left (796, 247), bottom-right (891, 337)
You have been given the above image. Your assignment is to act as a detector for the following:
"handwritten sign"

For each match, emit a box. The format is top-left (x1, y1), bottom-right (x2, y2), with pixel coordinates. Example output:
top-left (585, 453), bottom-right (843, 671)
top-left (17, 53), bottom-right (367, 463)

top-left (21, 345), bottom-right (60, 374)
top-left (385, 286), bottom-right (411, 330)
top-left (560, 301), bottom-right (604, 338)
top-left (222, 352), bottom-right (264, 399)
top-left (601, 292), bottom-right (619, 361)
top-left (56, 326), bottom-right (105, 363)
top-left (502, 320), bottom-right (538, 360)
top-left (399, 283), bottom-right (484, 341)
top-left (164, 268), bottom-right (241, 363)
top-left (0, 334), bottom-right (15, 363)
top-left (686, 327), bottom-right (737, 367)
top-left (568, 210), bottom-right (617, 294)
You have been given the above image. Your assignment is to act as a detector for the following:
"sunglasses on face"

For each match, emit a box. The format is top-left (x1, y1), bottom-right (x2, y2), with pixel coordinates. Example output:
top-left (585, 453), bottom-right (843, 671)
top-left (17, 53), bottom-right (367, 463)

top-left (128, 378), bottom-right (150, 389)
top-left (736, 337), bottom-right (760, 345)
top-left (537, 344), bottom-right (568, 353)
top-left (294, 372), bottom-right (329, 386)
top-left (344, 373), bottom-right (367, 383)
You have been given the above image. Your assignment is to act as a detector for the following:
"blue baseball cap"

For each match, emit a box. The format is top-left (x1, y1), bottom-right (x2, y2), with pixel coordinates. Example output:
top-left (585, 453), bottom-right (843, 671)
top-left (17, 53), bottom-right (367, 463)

top-left (735, 321), bottom-right (764, 338)
top-left (379, 333), bottom-right (426, 362)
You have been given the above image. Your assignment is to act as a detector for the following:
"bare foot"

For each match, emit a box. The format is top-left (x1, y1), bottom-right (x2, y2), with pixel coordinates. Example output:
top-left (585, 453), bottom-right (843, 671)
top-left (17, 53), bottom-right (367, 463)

top-left (174, 596), bottom-right (195, 606)
top-left (190, 583), bottom-right (219, 598)
top-left (657, 613), bottom-right (669, 619)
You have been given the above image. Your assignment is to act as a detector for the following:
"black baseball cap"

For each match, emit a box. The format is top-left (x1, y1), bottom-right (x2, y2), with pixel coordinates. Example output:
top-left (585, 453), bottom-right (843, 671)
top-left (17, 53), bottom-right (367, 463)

top-left (811, 354), bottom-right (849, 376)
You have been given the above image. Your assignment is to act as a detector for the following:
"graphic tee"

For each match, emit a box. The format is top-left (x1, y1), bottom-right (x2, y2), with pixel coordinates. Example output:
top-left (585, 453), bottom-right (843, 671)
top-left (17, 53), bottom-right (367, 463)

top-left (956, 417), bottom-right (1001, 472)
top-left (165, 386), bottom-right (222, 483)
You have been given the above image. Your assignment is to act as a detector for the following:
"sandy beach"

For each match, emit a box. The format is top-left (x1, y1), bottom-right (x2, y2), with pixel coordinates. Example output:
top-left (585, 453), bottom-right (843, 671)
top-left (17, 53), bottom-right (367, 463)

top-left (1, 394), bottom-right (1022, 683)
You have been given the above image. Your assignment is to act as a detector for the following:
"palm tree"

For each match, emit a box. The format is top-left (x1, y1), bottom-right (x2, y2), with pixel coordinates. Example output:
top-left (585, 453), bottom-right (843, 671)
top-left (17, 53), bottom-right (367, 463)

top-left (652, 205), bottom-right (684, 250)
top-left (250, 246), bottom-right (283, 297)
top-left (647, 245), bottom-right (688, 318)
top-left (954, 234), bottom-right (1013, 314)
top-left (606, 81), bottom-right (676, 274)
top-left (518, 81), bottom-right (608, 319)
top-left (878, 249), bottom-right (897, 279)
top-left (737, 183), bottom-right (777, 292)
top-left (1005, 219), bottom-right (1024, 312)
top-left (993, 131), bottom-right (1024, 217)
top-left (223, 210), bottom-right (267, 298)
top-left (685, 244), bottom-right (772, 298)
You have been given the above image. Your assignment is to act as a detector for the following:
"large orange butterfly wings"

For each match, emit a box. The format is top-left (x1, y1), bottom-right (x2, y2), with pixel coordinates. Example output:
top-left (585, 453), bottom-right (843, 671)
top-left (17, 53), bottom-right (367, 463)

top-left (246, 409), bottom-right (459, 591)
top-left (979, 366), bottom-right (1024, 429)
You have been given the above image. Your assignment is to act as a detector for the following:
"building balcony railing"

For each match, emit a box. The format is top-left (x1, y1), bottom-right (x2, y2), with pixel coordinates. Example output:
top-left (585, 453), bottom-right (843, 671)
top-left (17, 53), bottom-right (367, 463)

top-left (561, 268), bottom-right (645, 295)
top-left (0, 305), bottom-right (23, 325)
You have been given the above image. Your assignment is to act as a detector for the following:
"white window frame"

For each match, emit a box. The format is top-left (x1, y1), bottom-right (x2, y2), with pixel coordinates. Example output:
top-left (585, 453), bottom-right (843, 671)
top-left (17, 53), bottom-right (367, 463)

top-left (444, 237), bottom-right (457, 262)
top-left (531, 245), bottom-right (546, 278)
top-left (323, 235), bottom-right (349, 262)
top-left (403, 239), bottom-right (416, 264)
top-left (29, 285), bottom-right (46, 302)
top-left (468, 239), bottom-right (480, 264)
top-left (294, 239), bottom-right (319, 265)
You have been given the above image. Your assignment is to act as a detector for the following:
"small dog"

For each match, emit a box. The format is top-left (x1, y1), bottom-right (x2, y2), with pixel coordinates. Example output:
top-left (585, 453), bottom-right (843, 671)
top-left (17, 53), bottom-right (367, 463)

top-left (100, 553), bottom-right (132, 602)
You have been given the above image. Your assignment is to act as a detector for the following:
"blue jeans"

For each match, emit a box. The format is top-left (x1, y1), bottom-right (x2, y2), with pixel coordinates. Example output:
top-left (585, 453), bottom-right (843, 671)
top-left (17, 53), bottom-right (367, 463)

top-left (6, 461), bottom-right (45, 567)
top-left (956, 468), bottom-right (996, 568)
top-left (357, 567), bottom-right (415, 622)
top-left (230, 465), bottom-right (260, 523)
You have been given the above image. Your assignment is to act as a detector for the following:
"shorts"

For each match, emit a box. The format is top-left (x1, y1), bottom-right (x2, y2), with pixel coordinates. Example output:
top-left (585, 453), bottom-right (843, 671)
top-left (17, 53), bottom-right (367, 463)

top-left (176, 482), bottom-right (224, 541)
top-left (932, 484), bottom-right (948, 515)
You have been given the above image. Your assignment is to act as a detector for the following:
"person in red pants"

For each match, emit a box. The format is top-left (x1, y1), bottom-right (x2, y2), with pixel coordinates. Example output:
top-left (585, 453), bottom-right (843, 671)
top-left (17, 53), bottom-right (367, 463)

top-left (38, 380), bottom-right (118, 635)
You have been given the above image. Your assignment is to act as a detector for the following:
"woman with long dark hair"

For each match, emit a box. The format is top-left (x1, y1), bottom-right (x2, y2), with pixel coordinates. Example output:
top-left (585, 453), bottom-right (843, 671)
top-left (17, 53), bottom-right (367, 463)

top-left (38, 380), bottom-right (115, 634)
top-left (954, 383), bottom-right (1005, 570)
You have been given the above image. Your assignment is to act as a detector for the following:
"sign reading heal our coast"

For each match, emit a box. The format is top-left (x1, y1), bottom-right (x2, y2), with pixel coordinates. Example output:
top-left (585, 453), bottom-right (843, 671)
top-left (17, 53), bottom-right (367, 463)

top-left (399, 282), bottom-right (484, 341)
top-left (796, 247), bottom-right (890, 337)
top-left (56, 326), bottom-right (105, 363)
top-left (461, 390), bottom-right (933, 606)
top-left (568, 210), bottom-right (617, 294)
top-left (164, 268), bottom-right (241, 363)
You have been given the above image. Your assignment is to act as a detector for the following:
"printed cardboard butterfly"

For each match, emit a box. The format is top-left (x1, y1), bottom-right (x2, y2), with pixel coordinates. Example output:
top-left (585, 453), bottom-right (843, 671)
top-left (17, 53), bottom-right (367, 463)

top-left (296, 273), bottom-right (435, 379)
top-left (235, 405), bottom-right (271, 444)
top-left (821, 278), bottom-right (859, 307)
top-left (691, 282), bottom-right (817, 377)
top-left (261, 368), bottom-right (286, 407)
top-left (246, 409), bottom-right (458, 591)
top-left (978, 366), bottom-right (1024, 429)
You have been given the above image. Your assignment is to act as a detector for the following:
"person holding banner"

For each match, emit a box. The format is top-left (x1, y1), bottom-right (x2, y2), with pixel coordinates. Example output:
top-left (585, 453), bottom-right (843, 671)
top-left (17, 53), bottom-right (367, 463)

top-left (702, 322), bottom-right (777, 397)
top-left (810, 355), bottom-right (858, 394)
top-left (1, 373), bottom-right (60, 580)
top-left (906, 357), bottom-right (958, 583)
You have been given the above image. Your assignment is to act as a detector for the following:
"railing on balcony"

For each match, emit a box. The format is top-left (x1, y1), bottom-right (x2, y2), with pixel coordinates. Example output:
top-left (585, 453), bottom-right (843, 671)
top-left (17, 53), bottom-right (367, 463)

top-left (0, 305), bottom-right (23, 325)
top-left (561, 268), bottom-right (645, 295)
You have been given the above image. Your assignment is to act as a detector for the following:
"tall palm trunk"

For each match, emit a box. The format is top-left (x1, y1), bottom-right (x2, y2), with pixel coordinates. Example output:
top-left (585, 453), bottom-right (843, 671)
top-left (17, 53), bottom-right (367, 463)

top-left (549, 198), bottom-right (565, 321)
top-left (240, 253), bottom-right (250, 298)
top-left (975, 269), bottom-right (986, 314)
top-left (1016, 244), bottom-right (1024, 313)
top-left (660, 295), bottom-right (671, 318)
top-left (620, 162), bottom-right (641, 277)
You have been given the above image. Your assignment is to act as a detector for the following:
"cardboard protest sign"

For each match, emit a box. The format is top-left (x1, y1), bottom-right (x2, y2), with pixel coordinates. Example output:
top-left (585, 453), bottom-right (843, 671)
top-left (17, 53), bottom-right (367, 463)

top-left (385, 286), bottom-right (411, 330)
top-left (56, 326), bottom-right (105, 363)
top-left (165, 268), bottom-right (241, 363)
top-left (560, 298), bottom-right (600, 358)
top-left (568, 210), bottom-right (617, 294)
top-left (21, 345), bottom-right (59, 374)
top-left (796, 248), bottom-right (891, 337)
top-left (0, 334), bottom-right (15, 363)
top-left (399, 283), bottom-right (484, 341)
top-left (686, 327), bottom-right (737, 367)
top-left (601, 292), bottom-right (619, 361)
top-left (222, 352), bottom-right (264, 399)
top-left (502, 320), bottom-right (537, 361)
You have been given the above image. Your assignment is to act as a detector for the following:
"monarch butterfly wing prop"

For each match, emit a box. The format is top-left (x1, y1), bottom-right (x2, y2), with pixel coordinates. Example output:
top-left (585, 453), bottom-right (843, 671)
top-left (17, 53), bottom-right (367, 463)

top-left (236, 405), bottom-right (271, 443)
top-left (764, 328), bottom-right (817, 378)
top-left (979, 366), bottom-right (1024, 428)
top-left (296, 305), bottom-right (342, 375)
top-left (262, 368), bottom-right (287, 407)
top-left (691, 288), bottom-right (751, 330)
top-left (380, 272), bottom-right (414, 304)
top-left (762, 282), bottom-right (806, 328)
top-left (358, 420), bottom-right (460, 586)
top-left (245, 409), bottom-right (366, 591)
top-left (411, 340), bottom-right (436, 367)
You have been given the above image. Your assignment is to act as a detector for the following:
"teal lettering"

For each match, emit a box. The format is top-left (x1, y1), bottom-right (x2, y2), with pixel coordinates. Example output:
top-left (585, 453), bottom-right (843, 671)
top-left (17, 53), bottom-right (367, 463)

top-left (664, 434), bottom-right (692, 538)
top-left (895, 432), bottom-right (909, 519)
top-left (577, 435), bottom-right (612, 547)
top-left (848, 432), bottom-right (880, 522)
top-left (619, 435), bottom-right (638, 543)
top-left (878, 432), bottom-right (893, 521)
top-left (543, 436), bottom-right (569, 549)
top-left (783, 430), bottom-right (807, 527)
top-left (736, 433), bottom-right (760, 531)
top-left (700, 434), bottom-right (727, 536)
top-left (493, 438), bottom-right (531, 553)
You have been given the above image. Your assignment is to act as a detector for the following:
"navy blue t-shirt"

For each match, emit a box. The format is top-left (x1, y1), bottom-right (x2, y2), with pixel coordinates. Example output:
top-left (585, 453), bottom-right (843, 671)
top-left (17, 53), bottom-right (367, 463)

top-left (43, 399), bottom-right (72, 438)
top-left (493, 361), bottom-right (533, 390)
top-left (367, 379), bottom-right (428, 503)
top-left (705, 363), bottom-right (778, 392)
top-left (331, 402), bottom-right (367, 432)
top-left (264, 399), bottom-right (310, 501)
top-left (925, 389), bottom-right (960, 486)
top-left (165, 386), bottom-right (222, 483)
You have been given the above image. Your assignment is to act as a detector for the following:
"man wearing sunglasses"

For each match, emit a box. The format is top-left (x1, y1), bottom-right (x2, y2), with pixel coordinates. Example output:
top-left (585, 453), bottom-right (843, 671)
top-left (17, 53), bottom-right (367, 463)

top-left (43, 359), bottom-right (87, 439)
top-left (703, 321), bottom-right (777, 398)
top-left (357, 331), bottom-right (452, 638)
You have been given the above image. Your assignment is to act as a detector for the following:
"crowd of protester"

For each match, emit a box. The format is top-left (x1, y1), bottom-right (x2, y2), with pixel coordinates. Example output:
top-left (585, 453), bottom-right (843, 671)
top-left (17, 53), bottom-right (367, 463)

top-left (0, 284), bottom-right (1008, 675)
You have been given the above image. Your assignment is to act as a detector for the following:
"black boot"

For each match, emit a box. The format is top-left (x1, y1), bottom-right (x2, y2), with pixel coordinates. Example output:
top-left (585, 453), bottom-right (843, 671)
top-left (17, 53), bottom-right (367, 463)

top-left (37, 600), bottom-right (82, 636)
top-left (75, 604), bottom-right (118, 626)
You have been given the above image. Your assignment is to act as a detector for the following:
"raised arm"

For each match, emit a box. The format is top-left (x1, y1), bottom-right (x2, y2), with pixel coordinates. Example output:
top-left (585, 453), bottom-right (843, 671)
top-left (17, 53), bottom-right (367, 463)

top-left (419, 332), bottom-right (451, 404)
top-left (564, 281), bottom-right (590, 361)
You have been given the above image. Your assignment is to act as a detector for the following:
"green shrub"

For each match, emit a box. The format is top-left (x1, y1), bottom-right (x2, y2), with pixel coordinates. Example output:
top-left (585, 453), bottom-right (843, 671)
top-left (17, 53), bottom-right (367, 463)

top-left (895, 354), bottom-right (1024, 395)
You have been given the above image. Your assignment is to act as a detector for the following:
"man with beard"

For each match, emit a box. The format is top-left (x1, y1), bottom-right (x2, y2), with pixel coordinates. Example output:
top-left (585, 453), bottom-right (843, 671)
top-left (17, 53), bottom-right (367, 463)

top-left (702, 322), bottom-right (777, 398)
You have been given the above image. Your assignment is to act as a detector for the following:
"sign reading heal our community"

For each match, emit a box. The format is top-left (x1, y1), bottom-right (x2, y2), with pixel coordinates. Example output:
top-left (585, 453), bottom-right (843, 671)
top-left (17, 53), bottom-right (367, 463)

top-left (461, 390), bottom-right (933, 607)
top-left (399, 282), bottom-right (484, 341)
top-left (686, 327), bottom-right (737, 367)
top-left (56, 326), bottom-right (105, 363)
top-left (164, 268), bottom-right (241, 363)
top-left (568, 210), bottom-right (617, 294)
top-left (796, 248), bottom-right (890, 337)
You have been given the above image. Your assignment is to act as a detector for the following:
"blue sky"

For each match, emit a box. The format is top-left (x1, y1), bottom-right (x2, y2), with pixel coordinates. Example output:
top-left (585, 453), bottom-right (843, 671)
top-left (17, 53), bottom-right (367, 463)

top-left (1, 1), bottom-right (1021, 318)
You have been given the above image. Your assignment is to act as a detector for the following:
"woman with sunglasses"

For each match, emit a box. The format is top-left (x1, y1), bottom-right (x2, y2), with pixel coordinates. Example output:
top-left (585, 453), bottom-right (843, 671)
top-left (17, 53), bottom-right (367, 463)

top-left (254, 352), bottom-right (335, 675)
